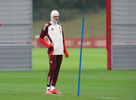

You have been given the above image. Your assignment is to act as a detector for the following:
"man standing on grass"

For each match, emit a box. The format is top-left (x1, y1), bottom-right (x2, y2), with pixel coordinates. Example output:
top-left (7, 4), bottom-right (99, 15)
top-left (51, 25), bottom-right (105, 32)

top-left (39, 10), bottom-right (69, 94)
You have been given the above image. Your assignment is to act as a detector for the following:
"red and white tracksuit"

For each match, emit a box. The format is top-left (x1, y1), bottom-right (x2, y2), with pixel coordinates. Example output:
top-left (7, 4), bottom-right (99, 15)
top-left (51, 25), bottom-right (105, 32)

top-left (39, 20), bottom-right (69, 88)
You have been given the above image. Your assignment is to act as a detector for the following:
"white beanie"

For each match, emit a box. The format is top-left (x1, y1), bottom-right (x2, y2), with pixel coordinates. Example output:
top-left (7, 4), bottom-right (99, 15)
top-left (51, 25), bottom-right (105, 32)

top-left (50, 10), bottom-right (59, 24)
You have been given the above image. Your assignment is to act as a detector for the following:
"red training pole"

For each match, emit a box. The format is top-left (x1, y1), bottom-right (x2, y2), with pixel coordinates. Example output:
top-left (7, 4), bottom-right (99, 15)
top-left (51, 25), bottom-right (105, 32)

top-left (90, 9), bottom-right (93, 38)
top-left (106, 0), bottom-right (111, 70)
top-left (43, 9), bottom-right (46, 25)
top-left (67, 9), bottom-right (69, 37)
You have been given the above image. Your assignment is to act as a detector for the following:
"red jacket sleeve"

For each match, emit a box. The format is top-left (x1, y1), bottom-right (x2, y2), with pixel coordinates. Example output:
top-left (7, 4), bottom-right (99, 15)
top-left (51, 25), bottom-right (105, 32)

top-left (61, 26), bottom-right (69, 57)
top-left (39, 23), bottom-right (52, 48)
top-left (39, 37), bottom-right (51, 48)
top-left (64, 41), bottom-right (69, 57)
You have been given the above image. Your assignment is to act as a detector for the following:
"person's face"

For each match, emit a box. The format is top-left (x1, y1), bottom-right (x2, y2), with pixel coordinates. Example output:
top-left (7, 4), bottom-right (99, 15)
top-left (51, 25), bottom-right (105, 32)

top-left (53, 16), bottom-right (59, 21)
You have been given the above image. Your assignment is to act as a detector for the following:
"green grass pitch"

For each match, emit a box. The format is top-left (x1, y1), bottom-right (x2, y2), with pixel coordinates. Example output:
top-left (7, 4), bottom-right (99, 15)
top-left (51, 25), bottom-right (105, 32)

top-left (0, 48), bottom-right (136, 100)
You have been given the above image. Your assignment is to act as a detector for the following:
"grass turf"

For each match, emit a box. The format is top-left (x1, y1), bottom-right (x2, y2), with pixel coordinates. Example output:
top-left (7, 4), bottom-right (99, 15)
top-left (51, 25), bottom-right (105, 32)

top-left (0, 48), bottom-right (136, 100)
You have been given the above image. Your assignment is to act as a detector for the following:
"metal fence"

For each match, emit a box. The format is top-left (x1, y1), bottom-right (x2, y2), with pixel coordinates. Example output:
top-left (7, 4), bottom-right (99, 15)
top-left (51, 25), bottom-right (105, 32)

top-left (33, 8), bottom-right (106, 38)
top-left (111, 0), bottom-right (136, 70)
top-left (0, 0), bottom-right (33, 71)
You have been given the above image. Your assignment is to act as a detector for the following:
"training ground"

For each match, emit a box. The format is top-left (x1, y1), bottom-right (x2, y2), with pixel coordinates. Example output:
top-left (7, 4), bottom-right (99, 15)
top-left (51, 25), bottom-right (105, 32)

top-left (0, 48), bottom-right (136, 100)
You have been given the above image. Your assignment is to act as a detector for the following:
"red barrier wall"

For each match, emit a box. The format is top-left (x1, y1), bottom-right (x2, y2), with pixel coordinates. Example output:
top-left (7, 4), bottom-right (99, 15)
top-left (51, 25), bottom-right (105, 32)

top-left (65, 38), bottom-right (106, 48)
top-left (33, 37), bottom-right (106, 48)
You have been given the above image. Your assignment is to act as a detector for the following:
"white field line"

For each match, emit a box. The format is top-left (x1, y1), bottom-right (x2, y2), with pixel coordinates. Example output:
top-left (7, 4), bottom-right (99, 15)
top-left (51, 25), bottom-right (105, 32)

top-left (0, 91), bottom-right (62, 96)
top-left (41, 93), bottom-right (62, 96)
top-left (95, 97), bottom-right (119, 99)
top-left (0, 91), bottom-right (18, 93)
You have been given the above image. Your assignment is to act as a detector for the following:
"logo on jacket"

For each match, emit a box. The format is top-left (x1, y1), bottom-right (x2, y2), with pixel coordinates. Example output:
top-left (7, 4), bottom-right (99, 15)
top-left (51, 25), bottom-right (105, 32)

top-left (51, 28), bottom-right (54, 31)
top-left (50, 60), bottom-right (53, 64)
top-left (59, 27), bottom-right (62, 33)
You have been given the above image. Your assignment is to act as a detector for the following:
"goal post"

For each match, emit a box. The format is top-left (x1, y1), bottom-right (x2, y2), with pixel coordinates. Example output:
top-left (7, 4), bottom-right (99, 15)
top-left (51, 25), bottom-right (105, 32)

top-left (106, 0), bottom-right (111, 70)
